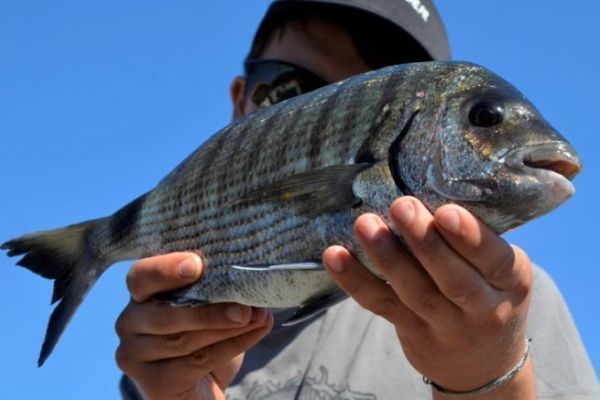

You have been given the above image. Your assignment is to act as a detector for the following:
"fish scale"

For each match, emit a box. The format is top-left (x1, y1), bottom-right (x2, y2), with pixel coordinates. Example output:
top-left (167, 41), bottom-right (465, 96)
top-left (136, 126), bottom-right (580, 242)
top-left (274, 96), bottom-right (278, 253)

top-left (2, 62), bottom-right (581, 366)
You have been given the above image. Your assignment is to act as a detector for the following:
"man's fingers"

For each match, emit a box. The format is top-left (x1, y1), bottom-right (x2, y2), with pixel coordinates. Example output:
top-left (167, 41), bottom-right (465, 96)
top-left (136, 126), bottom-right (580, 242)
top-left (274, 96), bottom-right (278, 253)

top-left (128, 310), bottom-right (273, 396)
top-left (115, 301), bottom-right (254, 337)
top-left (434, 205), bottom-right (532, 292)
top-left (389, 198), bottom-right (498, 312)
top-left (126, 252), bottom-right (203, 302)
top-left (117, 311), bottom-right (268, 363)
top-left (323, 245), bottom-right (423, 328)
top-left (350, 213), bottom-right (458, 321)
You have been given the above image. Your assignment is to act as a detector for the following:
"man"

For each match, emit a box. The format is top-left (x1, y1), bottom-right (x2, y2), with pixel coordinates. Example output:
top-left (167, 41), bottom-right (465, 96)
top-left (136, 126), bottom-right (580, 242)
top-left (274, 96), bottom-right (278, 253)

top-left (116, 1), bottom-right (599, 399)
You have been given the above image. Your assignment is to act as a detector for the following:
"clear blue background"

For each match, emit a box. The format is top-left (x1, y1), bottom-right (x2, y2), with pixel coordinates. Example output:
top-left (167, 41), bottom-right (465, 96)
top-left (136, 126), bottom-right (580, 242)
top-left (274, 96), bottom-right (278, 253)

top-left (0, 1), bottom-right (597, 398)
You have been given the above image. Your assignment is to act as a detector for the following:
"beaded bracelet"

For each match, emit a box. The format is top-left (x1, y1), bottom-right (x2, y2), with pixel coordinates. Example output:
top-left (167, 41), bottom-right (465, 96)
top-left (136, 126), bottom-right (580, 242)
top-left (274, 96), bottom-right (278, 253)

top-left (423, 338), bottom-right (532, 397)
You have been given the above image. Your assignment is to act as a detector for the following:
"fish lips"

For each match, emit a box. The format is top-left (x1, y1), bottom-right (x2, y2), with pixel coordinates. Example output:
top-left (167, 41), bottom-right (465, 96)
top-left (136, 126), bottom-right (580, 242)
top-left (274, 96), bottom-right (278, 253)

top-left (504, 141), bottom-right (582, 202)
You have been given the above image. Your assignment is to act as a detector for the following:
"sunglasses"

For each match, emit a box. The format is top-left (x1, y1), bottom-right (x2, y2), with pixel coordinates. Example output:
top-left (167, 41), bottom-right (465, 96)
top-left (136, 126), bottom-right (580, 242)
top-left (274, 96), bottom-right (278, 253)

top-left (244, 59), bottom-right (329, 108)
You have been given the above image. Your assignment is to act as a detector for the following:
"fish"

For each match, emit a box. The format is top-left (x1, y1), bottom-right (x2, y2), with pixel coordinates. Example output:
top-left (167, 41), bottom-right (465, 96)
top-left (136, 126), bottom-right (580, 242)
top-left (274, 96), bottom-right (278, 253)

top-left (2, 61), bottom-right (581, 366)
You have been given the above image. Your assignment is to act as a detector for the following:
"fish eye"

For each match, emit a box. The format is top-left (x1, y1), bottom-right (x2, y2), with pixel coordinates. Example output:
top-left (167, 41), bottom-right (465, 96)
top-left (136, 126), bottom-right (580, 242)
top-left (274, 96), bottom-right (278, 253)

top-left (468, 100), bottom-right (505, 127)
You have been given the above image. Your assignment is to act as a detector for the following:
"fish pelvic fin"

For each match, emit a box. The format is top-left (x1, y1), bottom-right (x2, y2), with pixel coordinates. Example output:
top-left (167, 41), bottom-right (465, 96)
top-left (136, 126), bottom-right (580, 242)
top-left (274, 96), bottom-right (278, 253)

top-left (1, 218), bottom-right (111, 366)
top-left (283, 288), bottom-right (347, 326)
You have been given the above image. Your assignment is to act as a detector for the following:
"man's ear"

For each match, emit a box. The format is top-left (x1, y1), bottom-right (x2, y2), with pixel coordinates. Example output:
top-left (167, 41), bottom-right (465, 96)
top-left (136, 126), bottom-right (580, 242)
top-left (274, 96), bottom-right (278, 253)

top-left (230, 76), bottom-right (247, 120)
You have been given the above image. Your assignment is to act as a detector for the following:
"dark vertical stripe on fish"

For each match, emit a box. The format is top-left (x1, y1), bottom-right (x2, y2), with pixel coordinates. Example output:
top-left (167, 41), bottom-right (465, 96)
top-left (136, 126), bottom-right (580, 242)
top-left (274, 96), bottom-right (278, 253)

top-left (109, 193), bottom-right (148, 244)
top-left (247, 107), bottom-right (282, 178)
top-left (209, 133), bottom-right (230, 199)
top-left (308, 87), bottom-right (344, 169)
top-left (221, 126), bottom-right (246, 203)
top-left (389, 110), bottom-right (419, 196)
top-left (355, 74), bottom-right (403, 163)
top-left (272, 101), bottom-right (298, 175)
top-left (368, 73), bottom-right (403, 137)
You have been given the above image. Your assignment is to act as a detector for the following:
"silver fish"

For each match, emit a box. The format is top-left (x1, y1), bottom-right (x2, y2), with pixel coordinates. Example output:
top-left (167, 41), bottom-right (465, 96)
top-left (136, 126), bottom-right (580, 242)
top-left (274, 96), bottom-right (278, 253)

top-left (2, 61), bottom-right (581, 366)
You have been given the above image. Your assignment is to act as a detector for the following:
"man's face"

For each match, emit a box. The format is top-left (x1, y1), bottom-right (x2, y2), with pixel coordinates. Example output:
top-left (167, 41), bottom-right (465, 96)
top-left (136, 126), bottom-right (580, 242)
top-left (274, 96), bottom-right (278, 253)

top-left (231, 16), bottom-right (372, 118)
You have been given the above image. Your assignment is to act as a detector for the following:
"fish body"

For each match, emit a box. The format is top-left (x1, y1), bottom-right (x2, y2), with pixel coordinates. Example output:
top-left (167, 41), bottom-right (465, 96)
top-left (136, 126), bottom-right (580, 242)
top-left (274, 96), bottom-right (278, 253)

top-left (2, 61), bottom-right (581, 365)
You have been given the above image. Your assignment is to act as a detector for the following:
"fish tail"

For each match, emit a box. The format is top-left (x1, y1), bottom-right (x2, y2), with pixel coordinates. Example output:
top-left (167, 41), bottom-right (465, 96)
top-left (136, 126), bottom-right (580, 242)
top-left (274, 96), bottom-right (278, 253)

top-left (1, 218), bottom-right (111, 366)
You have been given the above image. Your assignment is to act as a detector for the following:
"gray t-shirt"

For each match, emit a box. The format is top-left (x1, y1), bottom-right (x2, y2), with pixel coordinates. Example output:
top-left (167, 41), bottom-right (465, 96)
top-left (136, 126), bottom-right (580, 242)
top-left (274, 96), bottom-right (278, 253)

top-left (121, 266), bottom-right (599, 399)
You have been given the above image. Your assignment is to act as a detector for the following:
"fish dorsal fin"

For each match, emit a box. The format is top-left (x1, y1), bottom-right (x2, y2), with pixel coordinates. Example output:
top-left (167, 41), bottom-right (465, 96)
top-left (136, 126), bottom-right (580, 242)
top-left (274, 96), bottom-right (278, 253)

top-left (235, 163), bottom-right (371, 217)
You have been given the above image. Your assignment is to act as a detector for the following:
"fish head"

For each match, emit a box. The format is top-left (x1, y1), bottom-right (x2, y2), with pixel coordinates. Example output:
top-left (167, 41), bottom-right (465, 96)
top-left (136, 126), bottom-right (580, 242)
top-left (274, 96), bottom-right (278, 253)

top-left (402, 62), bottom-right (582, 232)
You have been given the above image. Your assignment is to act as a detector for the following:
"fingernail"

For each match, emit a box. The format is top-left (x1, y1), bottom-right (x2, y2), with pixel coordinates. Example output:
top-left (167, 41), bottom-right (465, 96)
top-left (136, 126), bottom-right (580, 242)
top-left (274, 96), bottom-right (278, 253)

top-left (439, 209), bottom-right (461, 234)
top-left (177, 257), bottom-right (199, 280)
top-left (226, 304), bottom-right (247, 324)
top-left (325, 252), bottom-right (344, 273)
top-left (394, 199), bottom-right (415, 226)
top-left (358, 214), bottom-right (385, 240)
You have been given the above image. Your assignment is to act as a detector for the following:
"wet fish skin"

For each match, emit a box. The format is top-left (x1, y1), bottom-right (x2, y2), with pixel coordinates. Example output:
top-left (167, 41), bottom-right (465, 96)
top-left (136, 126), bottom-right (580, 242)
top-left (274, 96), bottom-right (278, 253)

top-left (1, 61), bottom-right (581, 366)
top-left (408, 74), bottom-right (579, 231)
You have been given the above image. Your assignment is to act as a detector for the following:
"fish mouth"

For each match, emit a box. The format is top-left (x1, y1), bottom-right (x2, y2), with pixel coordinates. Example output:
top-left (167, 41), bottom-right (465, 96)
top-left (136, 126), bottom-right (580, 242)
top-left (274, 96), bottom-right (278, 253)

top-left (505, 142), bottom-right (582, 195)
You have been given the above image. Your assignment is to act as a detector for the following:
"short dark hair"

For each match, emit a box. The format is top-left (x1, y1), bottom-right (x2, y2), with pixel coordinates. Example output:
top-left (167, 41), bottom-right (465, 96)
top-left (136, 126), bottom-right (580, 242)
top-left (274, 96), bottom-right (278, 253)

top-left (246, 3), bottom-right (432, 71)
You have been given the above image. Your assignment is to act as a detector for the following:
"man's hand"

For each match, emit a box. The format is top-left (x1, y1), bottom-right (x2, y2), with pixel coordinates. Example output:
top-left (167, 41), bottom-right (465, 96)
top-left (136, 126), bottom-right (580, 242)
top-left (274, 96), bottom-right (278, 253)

top-left (323, 197), bottom-right (536, 398)
top-left (115, 252), bottom-right (273, 400)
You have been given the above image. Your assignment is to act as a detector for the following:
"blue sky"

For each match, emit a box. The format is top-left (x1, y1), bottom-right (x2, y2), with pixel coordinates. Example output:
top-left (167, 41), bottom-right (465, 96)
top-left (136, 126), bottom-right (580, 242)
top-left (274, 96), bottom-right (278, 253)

top-left (0, 1), bottom-right (598, 398)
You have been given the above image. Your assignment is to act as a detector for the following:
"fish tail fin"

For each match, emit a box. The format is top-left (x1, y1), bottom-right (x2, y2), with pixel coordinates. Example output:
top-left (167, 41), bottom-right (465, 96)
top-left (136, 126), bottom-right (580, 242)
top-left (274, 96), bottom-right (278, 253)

top-left (1, 218), bottom-right (111, 366)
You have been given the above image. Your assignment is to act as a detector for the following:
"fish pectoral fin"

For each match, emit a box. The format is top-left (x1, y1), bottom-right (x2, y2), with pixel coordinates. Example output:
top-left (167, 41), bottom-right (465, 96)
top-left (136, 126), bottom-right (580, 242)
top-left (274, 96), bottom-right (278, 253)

top-left (231, 262), bottom-right (323, 271)
top-left (234, 163), bottom-right (371, 217)
top-left (283, 289), bottom-right (348, 326)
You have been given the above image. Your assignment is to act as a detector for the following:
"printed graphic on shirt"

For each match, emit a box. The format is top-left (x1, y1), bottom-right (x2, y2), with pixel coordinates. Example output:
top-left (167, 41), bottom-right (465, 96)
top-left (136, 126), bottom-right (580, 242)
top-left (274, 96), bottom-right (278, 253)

top-left (228, 365), bottom-right (376, 400)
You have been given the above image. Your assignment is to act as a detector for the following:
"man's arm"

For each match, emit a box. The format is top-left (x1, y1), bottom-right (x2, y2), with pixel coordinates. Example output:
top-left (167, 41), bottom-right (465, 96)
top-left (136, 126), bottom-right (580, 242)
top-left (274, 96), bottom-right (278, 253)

top-left (323, 196), bottom-right (537, 399)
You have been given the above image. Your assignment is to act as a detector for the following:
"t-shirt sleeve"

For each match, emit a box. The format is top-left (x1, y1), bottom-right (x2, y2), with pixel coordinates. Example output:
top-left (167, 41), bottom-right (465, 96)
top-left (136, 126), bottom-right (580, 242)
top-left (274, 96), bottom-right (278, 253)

top-left (528, 266), bottom-right (599, 399)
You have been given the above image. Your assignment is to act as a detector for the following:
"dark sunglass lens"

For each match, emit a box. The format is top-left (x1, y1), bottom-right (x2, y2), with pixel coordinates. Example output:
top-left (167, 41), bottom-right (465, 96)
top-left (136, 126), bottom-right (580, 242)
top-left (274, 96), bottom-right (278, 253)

top-left (245, 60), bottom-right (327, 108)
top-left (250, 83), bottom-right (274, 108)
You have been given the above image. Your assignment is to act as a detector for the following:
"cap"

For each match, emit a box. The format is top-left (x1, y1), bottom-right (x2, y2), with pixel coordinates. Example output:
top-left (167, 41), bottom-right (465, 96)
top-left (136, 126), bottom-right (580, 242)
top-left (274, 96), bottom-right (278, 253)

top-left (249, 0), bottom-right (450, 63)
